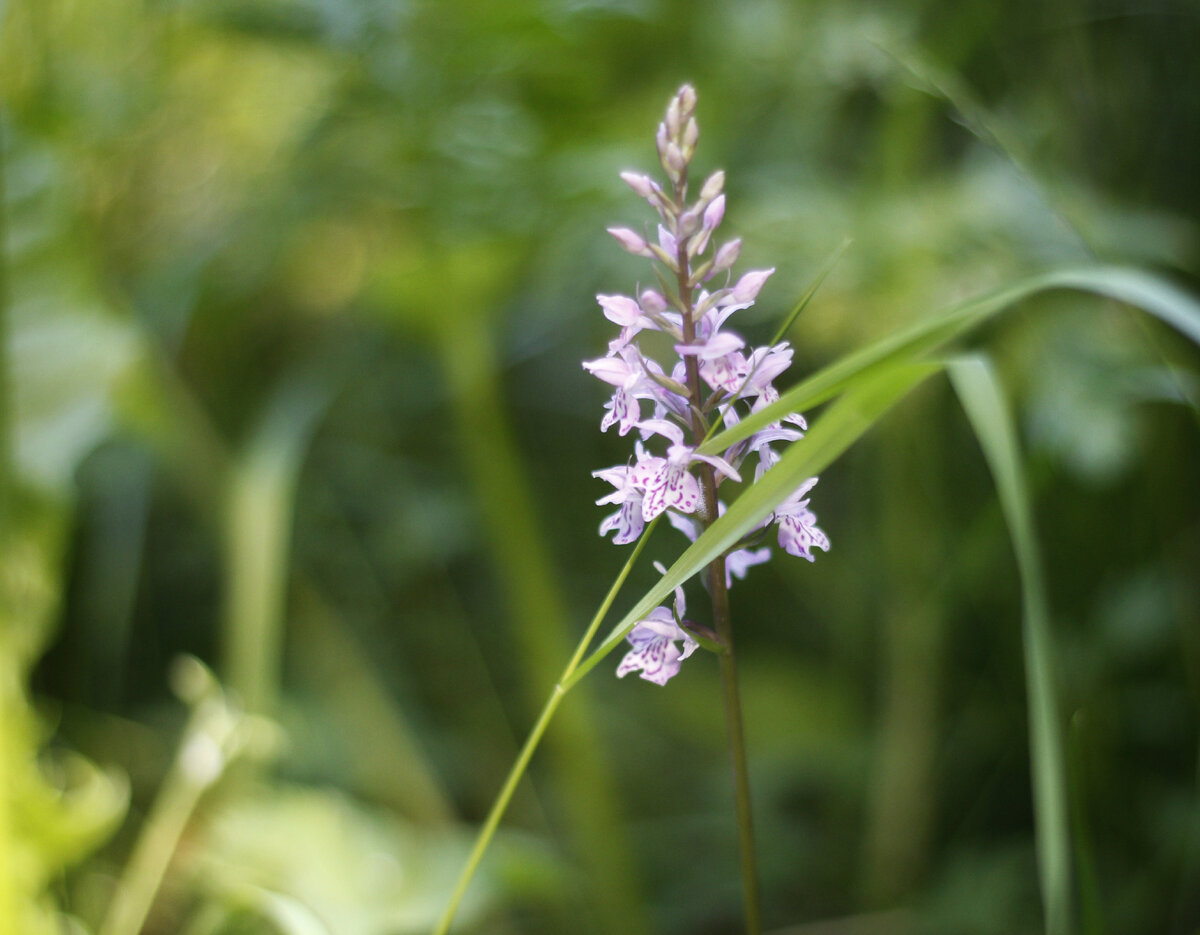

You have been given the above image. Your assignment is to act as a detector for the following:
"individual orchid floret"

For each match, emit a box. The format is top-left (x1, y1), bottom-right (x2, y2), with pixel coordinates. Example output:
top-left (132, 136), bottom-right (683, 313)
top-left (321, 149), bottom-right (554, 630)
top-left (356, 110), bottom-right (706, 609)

top-left (594, 464), bottom-right (646, 544)
top-left (597, 293), bottom-right (655, 353)
top-left (772, 477), bottom-right (830, 561)
top-left (628, 443), bottom-right (703, 521)
top-left (616, 563), bottom-right (697, 685)
top-left (726, 545), bottom-right (773, 586)
top-left (582, 347), bottom-right (661, 436)
top-left (630, 440), bottom-right (741, 521)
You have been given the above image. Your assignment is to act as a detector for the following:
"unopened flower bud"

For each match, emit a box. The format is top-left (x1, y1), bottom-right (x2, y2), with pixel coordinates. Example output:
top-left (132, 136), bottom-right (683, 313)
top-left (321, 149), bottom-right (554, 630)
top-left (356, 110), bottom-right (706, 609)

top-left (666, 95), bottom-right (682, 138)
top-left (597, 293), bottom-right (643, 326)
top-left (620, 171), bottom-right (657, 199)
top-left (710, 238), bottom-right (742, 275)
top-left (663, 142), bottom-right (686, 177)
top-left (699, 170), bottom-right (725, 202)
top-left (638, 289), bottom-right (668, 313)
top-left (678, 84), bottom-right (697, 118)
top-left (607, 227), bottom-right (653, 257)
top-left (702, 194), bottom-right (725, 232)
top-left (683, 116), bottom-right (699, 152)
top-left (657, 223), bottom-right (678, 257)
top-left (730, 267), bottom-right (775, 303)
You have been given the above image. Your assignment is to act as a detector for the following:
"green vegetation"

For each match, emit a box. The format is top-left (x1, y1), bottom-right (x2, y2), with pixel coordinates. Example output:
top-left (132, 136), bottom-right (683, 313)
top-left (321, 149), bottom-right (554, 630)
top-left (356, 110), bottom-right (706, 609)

top-left (2, 2), bottom-right (1198, 933)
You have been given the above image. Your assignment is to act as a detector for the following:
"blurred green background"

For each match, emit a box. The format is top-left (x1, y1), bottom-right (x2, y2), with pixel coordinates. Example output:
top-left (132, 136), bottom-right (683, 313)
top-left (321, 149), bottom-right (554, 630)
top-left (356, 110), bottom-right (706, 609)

top-left (2, 0), bottom-right (1199, 933)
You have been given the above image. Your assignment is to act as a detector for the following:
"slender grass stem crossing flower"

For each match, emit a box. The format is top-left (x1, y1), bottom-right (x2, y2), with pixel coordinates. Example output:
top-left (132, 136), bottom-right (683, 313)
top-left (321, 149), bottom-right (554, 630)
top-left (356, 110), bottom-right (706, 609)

top-left (586, 84), bottom-right (829, 684)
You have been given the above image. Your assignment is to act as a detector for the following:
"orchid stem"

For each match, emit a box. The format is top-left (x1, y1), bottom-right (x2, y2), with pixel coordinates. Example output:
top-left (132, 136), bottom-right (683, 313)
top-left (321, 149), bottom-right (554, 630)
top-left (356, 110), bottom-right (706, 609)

top-left (709, 559), bottom-right (762, 935)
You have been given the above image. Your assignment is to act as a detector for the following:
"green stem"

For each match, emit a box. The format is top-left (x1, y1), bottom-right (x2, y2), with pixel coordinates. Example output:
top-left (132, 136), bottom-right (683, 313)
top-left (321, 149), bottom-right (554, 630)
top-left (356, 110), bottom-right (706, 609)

top-left (98, 685), bottom-right (241, 935)
top-left (431, 684), bottom-right (566, 935)
top-left (706, 519), bottom-right (762, 934)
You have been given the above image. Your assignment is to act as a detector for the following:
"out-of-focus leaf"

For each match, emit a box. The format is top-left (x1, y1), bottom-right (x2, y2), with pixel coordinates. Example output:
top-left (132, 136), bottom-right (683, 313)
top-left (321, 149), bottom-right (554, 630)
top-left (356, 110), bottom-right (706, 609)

top-left (10, 305), bottom-right (139, 496)
top-left (702, 265), bottom-right (1200, 457)
top-left (948, 355), bottom-right (1070, 935)
top-left (188, 786), bottom-right (547, 935)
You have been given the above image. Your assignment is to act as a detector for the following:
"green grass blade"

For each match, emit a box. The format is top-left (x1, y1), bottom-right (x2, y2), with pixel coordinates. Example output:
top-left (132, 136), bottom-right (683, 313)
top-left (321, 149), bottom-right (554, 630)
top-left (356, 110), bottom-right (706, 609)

top-left (565, 359), bottom-right (940, 689)
top-left (701, 265), bottom-right (1200, 457)
top-left (768, 236), bottom-right (853, 347)
top-left (948, 355), bottom-right (1072, 935)
top-left (223, 377), bottom-right (330, 718)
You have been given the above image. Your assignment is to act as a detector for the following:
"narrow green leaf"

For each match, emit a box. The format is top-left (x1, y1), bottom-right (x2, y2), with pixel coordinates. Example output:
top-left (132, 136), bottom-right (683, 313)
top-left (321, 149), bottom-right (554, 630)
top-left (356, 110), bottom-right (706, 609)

top-left (768, 236), bottom-right (853, 347)
top-left (701, 265), bottom-right (1200, 456)
top-left (948, 355), bottom-right (1072, 935)
top-left (564, 360), bottom-right (940, 689)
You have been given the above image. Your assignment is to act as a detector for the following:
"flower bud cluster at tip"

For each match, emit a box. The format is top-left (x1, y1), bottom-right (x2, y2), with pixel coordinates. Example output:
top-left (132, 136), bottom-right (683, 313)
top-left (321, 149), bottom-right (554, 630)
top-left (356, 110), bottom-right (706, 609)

top-left (586, 85), bottom-right (829, 685)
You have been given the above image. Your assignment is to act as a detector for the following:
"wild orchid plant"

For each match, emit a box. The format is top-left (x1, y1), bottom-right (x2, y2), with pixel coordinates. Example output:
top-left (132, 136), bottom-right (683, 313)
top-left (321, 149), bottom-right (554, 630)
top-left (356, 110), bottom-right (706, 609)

top-left (430, 83), bottom-right (1200, 935)
top-left (585, 83), bottom-right (828, 688)
top-left (433, 84), bottom-right (827, 935)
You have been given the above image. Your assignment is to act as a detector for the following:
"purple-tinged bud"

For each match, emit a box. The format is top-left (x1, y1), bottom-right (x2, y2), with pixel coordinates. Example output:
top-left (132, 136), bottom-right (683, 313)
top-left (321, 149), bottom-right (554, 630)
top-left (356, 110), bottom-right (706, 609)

top-left (639, 289), bottom-right (668, 314)
top-left (620, 171), bottom-right (657, 199)
top-left (657, 223), bottom-right (678, 257)
top-left (656, 122), bottom-right (669, 157)
top-left (683, 117), bottom-right (698, 152)
top-left (699, 170), bottom-right (725, 202)
top-left (702, 194), bottom-right (725, 232)
top-left (597, 293), bottom-right (643, 325)
top-left (710, 238), bottom-right (742, 276)
top-left (607, 227), bottom-right (653, 257)
top-left (730, 267), bottom-right (775, 303)
top-left (582, 356), bottom-right (634, 387)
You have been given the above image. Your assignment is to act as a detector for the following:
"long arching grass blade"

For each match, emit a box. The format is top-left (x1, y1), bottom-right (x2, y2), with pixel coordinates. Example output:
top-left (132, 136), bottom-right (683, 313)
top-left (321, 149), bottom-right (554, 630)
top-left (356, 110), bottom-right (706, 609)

top-left (701, 265), bottom-right (1200, 457)
top-left (948, 355), bottom-right (1072, 935)
top-left (431, 518), bottom-right (659, 935)
top-left (566, 359), bottom-right (941, 689)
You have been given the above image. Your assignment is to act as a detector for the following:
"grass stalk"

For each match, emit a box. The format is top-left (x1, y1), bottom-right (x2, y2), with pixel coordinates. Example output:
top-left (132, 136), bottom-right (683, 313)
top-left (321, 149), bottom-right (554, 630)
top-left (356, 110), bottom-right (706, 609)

top-left (431, 518), bottom-right (657, 934)
top-left (948, 356), bottom-right (1073, 935)
top-left (98, 666), bottom-right (243, 935)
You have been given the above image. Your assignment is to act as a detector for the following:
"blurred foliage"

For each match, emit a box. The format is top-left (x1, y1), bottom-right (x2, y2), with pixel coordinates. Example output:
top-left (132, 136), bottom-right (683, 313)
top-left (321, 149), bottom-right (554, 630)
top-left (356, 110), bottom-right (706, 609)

top-left (1, 0), bottom-right (1198, 933)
